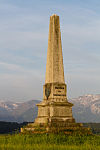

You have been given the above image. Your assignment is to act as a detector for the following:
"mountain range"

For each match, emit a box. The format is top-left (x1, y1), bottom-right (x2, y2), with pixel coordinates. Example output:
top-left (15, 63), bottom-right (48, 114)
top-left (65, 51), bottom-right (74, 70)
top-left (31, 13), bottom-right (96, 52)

top-left (0, 100), bottom-right (40, 123)
top-left (0, 94), bottom-right (100, 123)
top-left (69, 94), bottom-right (100, 122)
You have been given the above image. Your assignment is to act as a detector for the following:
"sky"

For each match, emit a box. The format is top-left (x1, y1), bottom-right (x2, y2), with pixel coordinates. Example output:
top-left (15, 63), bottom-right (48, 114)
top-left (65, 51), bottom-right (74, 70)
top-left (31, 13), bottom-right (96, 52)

top-left (0, 0), bottom-right (100, 102)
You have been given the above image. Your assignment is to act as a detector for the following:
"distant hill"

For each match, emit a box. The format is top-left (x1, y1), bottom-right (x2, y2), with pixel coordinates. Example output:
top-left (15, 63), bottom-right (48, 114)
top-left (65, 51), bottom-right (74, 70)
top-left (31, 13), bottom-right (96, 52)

top-left (0, 94), bottom-right (100, 123)
top-left (0, 100), bottom-right (40, 122)
top-left (69, 94), bottom-right (100, 123)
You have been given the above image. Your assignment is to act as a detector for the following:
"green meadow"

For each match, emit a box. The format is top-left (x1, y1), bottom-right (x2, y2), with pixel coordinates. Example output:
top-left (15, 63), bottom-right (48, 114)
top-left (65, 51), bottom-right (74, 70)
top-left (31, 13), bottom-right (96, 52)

top-left (0, 133), bottom-right (100, 150)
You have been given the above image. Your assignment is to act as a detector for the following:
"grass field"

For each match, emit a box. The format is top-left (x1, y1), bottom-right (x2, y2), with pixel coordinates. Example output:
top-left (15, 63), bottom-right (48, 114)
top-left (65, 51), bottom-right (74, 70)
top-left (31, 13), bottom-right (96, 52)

top-left (0, 133), bottom-right (100, 150)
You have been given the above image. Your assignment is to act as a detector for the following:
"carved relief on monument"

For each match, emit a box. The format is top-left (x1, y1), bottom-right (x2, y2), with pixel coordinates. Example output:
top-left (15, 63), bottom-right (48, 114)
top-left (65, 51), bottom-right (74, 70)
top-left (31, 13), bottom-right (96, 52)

top-left (45, 84), bottom-right (51, 100)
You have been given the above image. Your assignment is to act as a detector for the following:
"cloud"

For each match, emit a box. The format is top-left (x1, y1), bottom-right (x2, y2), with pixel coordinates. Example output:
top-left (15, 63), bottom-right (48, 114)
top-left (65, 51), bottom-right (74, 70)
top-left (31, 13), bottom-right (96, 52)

top-left (62, 16), bottom-right (100, 68)
top-left (0, 73), bottom-right (44, 102)
top-left (0, 1), bottom-right (100, 101)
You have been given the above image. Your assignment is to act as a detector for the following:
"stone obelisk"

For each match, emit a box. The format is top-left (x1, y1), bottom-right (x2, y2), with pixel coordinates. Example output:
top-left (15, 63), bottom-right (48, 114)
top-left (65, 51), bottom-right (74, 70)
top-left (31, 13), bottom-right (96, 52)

top-left (45, 14), bottom-right (64, 84)
top-left (34, 14), bottom-right (75, 127)
top-left (21, 14), bottom-right (91, 134)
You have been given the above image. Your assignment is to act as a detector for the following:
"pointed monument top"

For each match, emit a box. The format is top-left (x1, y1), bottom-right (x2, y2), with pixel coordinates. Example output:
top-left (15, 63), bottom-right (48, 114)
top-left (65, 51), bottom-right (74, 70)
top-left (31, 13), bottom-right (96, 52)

top-left (51, 14), bottom-right (58, 17)
top-left (50, 14), bottom-right (59, 20)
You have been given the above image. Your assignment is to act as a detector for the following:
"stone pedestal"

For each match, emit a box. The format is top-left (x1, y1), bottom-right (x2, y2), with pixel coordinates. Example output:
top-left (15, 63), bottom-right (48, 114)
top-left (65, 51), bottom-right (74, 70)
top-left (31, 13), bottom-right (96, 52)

top-left (34, 82), bottom-right (75, 127)
top-left (35, 101), bottom-right (75, 126)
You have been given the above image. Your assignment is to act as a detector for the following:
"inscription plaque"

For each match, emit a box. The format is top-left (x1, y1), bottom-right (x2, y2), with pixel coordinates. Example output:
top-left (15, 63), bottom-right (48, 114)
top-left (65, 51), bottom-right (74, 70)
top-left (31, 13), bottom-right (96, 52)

top-left (53, 84), bottom-right (66, 97)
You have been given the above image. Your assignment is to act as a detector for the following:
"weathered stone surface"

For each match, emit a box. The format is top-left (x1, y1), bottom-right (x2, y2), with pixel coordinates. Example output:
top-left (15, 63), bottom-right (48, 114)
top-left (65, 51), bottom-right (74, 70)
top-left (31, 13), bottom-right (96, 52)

top-left (21, 14), bottom-right (91, 134)
top-left (34, 14), bottom-right (75, 127)
top-left (45, 14), bottom-right (64, 84)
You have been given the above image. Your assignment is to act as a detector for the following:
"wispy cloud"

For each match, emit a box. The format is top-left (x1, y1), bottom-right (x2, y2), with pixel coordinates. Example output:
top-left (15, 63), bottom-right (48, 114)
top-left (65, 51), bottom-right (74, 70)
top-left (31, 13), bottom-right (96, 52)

top-left (0, 0), bottom-right (100, 101)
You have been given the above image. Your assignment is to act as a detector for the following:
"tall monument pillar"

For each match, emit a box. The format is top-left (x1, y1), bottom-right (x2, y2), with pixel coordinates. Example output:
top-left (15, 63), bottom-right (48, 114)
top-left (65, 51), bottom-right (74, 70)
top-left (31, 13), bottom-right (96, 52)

top-left (21, 14), bottom-right (91, 134)
top-left (45, 14), bottom-right (65, 84)
top-left (34, 14), bottom-right (75, 127)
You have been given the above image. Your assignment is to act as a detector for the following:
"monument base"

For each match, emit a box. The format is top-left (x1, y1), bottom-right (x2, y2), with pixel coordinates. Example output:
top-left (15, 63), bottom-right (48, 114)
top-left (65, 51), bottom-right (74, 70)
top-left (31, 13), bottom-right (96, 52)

top-left (21, 100), bottom-right (92, 135)
top-left (21, 122), bottom-right (92, 135)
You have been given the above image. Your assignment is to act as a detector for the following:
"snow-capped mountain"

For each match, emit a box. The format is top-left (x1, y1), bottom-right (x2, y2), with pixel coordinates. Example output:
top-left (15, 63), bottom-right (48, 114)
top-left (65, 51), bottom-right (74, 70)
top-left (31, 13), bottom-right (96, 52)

top-left (69, 94), bottom-right (100, 122)
top-left (0, 100), bottom-right (40, 122)
top-left (0, 94), bottom-right (100, 123)
top-left (0, 101), bottom-right (20, 111)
